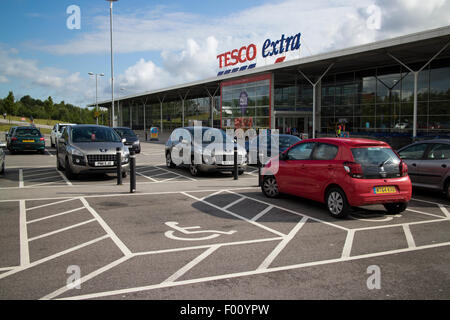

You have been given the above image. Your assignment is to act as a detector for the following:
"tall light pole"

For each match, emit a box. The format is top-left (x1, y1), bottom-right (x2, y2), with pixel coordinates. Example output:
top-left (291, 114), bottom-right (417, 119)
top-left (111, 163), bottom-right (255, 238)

top-left (88, 72), bottom-right (104, 125)
top-left (106, 0), bottom-right (118, 127)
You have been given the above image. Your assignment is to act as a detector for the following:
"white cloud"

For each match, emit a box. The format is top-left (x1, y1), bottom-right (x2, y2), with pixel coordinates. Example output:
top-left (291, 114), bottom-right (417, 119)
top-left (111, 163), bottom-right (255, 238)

top-left (8, 0), bottom-right (450, 105)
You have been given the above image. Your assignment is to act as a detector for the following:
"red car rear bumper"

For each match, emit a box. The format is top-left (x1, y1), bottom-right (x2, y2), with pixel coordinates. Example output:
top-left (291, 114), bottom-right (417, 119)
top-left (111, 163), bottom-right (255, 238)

top-left (345, 176), bottom-right (412, 207)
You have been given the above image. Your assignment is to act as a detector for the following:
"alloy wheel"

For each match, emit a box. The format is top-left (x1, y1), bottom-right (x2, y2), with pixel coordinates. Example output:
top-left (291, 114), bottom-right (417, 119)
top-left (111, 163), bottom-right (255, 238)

top-left (328, 191), bottom-right (344, 215)
top-left (263, 177), bottom-right (279, 197)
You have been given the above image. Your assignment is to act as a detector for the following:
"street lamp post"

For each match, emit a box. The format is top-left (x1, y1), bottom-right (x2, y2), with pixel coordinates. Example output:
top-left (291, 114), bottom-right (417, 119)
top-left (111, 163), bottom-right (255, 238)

top-left (106, 0), bottom-right (118, 127)
top-left (88, 72), bottom-right (104, 125)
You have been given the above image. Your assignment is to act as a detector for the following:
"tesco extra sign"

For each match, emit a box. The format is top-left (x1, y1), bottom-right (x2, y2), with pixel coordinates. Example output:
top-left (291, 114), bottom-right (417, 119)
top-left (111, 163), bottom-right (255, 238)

top-left (216, 33), bottom-right (301, 74)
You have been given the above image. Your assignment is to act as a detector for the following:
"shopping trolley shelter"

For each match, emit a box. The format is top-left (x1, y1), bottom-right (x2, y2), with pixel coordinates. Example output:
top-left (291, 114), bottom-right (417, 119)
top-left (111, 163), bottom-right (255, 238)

top-left (0, 141), bottom-right (449, 301)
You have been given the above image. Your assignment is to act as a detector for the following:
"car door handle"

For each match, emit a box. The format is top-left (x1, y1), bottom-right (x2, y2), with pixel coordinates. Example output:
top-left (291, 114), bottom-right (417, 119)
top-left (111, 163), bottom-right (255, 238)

top-left (412, 163), bottom-right (416, 167)
top-left (442, 164), bottom-right (447, 168)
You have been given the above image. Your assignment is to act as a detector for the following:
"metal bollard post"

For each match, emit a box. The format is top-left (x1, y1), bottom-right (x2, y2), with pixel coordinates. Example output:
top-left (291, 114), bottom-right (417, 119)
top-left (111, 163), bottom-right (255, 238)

top-left (145, 131), bottom-right (148, 141)
top-left (233, 141), bottom-right (238, 180)
top-left (257, 143), bottom-right (262, 187)
top-left (116, 147), bottom-right (122, 185)
top-left (130, 149), bottom-right (136, 193)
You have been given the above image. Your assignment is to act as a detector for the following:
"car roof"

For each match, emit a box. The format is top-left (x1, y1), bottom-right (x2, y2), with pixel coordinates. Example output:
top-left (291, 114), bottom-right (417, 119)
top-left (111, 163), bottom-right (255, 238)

top-left (15, 126), bottom-right (39, 129)
top-left (301, 137), bottom-right (390, 147)
top-left (69, 124), bottom-right (110, 128)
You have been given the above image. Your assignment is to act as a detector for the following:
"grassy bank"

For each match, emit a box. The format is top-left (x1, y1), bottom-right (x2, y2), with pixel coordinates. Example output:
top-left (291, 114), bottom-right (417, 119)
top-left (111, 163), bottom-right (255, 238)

top-left (0, 123), bottom-right (52, 135)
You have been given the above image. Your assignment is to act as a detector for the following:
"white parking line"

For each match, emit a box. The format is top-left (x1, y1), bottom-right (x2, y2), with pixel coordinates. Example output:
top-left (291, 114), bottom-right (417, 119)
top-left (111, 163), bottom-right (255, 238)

top-left (27, 198), bottom-right (77, 211)
top-left (222, 197), bottom-right (245, 210)
top-left (403, 225), bottom-right (416, 248)
top-left (24, 174), bottom-right (61, 182)
top-left (257, 216), bottom-right (308, 270)
top-left (19, 169), bottom-right (24, 188)
top-left (0, 235), bottom-right (109, 280)
top-left (57, 170), bottom-right (72, 186)
top-left (438, 204), bottom-right (450, 219)
top-left (40, 255), bottom-right (133, 300)
top-left (58, 241), bottom-right (450, 300)
top-left (136, 172), bottom-right (158, 182)
top-left (163, 246), bottom-right (220, 283)
top-left (27, 207), bottom-right (85, 224)
top-left (46, 150), bottom-right (54, 157)
top-left (251, 205), bottom-right (274, 222)
top-left (182, 192), bottom-right (286, 238)
top-left (28, 219), bottom-right (96, 242)
top-left (19, 200), bottom-right (30, 266)
top-left (23, 170), bottom-right (60, 178)
top-left (341, 229), bottom-right (355, 259)
top-left (406, 208), bottom-right (446, 219)
top-left (155, 166), bottom-right (197, 182)
top-left (80, 197), bottom-right (132, 256)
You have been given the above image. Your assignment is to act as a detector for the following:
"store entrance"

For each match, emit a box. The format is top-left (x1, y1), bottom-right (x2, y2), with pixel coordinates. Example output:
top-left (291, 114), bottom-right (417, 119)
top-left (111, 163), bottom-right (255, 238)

top-left (276, 116), bottom-right (311, 137)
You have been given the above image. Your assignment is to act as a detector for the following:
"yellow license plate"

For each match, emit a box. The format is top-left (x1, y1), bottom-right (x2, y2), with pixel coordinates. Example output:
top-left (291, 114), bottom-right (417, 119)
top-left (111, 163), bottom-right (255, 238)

top-left (374, 186), bottom-right (396, 194)
top-left (22, 140), bottom-right (34, 142)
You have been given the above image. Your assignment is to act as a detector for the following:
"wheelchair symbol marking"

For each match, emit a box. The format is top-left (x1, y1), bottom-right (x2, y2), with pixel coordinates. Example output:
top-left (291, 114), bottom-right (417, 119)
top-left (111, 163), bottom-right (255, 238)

top-left (164, 221), bottom-right (237, 241)
top-left (350, 213), bottom-right (402, 222)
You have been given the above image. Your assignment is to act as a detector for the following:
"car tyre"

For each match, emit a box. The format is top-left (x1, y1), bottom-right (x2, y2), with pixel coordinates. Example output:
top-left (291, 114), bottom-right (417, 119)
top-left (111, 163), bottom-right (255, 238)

top-left (444, 180), bottom-right (450, 200)
top-left (122, 171), bottom-right (128, 178)
top-left (238, 169), bottom-right (245, 175)
top-left (0, 162), bottom-right (5, 175)
top-left (166, 152), bottom-right (175, 168)
top-left (56, 153), bottom-right (64, 171)
top-left (326, 187), bottom-right (350, 218)
top-left (65, 157), bottom-right (76, 180)
top-left (189, 164), bottom-right (199, 176)
top-left (262, 175), bottom-right (279, 198)
top-left (384, 202), bottom-right (407, 215)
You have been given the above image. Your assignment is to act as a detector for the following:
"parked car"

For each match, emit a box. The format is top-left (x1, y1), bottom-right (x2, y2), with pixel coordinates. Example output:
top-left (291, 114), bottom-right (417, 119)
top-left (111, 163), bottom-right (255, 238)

top-left (245, 134), bottom-right (301, 164)
top-left (5, 126), bottom-right (17, 147)
top-left (51, 123), bottom-right (75, 147)
top-left (7, 126), bottom-right (46, 154)
top-left (0, 142), bottom-right (5, 174)
top-left (56, 125), bottom-right (129, 179)
top-left (397, 139), bottom-right (450, 198)
top-left (165, 127), bottom-right (247, 176)
top-left (261, 138), bottom-right (412, 218)
top-left (113, 127), bottom-right (141, 153)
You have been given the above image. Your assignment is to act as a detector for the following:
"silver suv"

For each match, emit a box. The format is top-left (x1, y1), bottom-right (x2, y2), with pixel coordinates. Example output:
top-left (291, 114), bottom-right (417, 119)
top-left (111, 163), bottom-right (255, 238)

top-left (56, 125), bottom-right (129, 179)
top-left (165, 127), bottom-right (247, 176)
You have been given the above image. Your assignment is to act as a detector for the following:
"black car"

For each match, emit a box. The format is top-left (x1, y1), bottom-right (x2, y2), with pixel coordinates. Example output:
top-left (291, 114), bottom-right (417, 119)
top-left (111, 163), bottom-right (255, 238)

top-left (113, 127), bottom-right (141, 153)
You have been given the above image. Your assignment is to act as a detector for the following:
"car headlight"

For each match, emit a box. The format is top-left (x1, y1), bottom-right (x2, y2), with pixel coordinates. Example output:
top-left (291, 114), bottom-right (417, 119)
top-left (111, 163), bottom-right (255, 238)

top-left (70, 148), bottom-right (86, 165)
top-left (133, 140), bottom-right (140, 145)
top-left (70, 148), bottom-right (84, 157)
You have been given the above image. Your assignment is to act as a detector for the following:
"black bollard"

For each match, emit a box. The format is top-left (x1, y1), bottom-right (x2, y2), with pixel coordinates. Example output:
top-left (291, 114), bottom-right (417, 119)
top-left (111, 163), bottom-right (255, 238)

top-left (257, 143), bottom-right (262, 187)
top-left (130, 149), bottom-right (136, 193)
top-left (233, 140), bottom-right (238, 180)
top-left (116, 147), bottom-right (122, 185)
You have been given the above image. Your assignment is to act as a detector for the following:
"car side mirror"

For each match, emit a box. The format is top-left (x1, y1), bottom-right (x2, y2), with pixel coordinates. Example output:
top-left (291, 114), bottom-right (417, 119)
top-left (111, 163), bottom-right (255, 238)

top-left (122, 138), bottom-right (126, 143)
top-left (0, 142), bottom-right (6, 149)
top-left (59, 138), bottom-right (66, 145)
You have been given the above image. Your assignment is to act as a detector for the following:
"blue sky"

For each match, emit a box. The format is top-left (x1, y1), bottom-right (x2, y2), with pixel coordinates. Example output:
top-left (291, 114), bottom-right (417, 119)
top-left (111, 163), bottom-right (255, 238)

top-left (0, 0), bottom-right (449, 107)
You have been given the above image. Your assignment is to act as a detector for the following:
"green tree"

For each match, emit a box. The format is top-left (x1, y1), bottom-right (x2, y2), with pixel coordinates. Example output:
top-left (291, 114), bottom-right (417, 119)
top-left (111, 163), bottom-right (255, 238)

top-left (4, 91), bottom-right (16, 123)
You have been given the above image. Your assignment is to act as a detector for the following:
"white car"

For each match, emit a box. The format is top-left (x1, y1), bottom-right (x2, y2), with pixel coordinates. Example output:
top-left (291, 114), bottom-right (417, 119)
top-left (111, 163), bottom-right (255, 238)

top-left (51, 123), bottom-right (75, 148)
top-left (0, 142), bottom-right (6, 174)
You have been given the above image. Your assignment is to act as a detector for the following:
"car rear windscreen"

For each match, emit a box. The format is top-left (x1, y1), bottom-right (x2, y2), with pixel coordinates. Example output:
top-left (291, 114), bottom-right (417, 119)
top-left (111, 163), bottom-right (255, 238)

top-left (15, 128), bottom-right (41, 137)
top-left (351, 147), bottom-right (401, 179)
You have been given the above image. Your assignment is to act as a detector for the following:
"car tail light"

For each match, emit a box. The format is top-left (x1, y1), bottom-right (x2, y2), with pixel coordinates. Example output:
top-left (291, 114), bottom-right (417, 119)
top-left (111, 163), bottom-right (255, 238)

top-left (11, 137), bottom-right (17, 141)
top-left (400, 161), bottom-right (408, 177)
top-left (343, 162), bottom-right (363, 179)
top-left (39, 137), bottom-right (45, 141)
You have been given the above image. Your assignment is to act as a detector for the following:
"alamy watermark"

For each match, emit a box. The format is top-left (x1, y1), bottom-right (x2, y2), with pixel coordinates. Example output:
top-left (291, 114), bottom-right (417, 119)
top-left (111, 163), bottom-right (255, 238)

top-left (169, 126), bottom-right (280, 174)
top-left (66, 5), bottom-right (81, 30)
top-left (366, 265), bottom-right (381, 290)
top-left (66, 265), bottom-right (81, 290)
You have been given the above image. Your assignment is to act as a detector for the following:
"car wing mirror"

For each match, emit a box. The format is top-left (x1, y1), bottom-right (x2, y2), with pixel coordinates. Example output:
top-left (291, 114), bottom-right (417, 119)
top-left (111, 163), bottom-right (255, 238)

top-left (0, 142), bottom-right (6, 149)
top-left (122, 138), bottom-right (126, 143)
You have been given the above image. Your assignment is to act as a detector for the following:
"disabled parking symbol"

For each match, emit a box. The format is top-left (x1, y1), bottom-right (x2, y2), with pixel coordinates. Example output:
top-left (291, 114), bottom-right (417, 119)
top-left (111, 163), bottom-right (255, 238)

top-left (164, 221), bottom-right (237, 241)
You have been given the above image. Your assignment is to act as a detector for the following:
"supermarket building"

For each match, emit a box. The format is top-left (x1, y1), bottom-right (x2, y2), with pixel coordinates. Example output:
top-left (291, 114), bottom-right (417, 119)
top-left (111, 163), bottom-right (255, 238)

top-left (93, 26), bottom-right (450, 144)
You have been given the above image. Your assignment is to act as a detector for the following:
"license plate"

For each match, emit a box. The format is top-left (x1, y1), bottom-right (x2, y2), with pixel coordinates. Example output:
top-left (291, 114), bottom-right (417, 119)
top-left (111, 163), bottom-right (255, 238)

top-left (22, 140), bottom-right (34, 143)
top-left (95, 161), bottom-right (114, 167)
top-left (374, 186), bottom-right (396, 194)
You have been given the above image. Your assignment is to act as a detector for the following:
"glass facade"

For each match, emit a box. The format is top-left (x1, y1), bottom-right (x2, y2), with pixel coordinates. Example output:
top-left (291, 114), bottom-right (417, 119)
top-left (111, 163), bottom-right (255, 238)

top-left (320, 58), bottom-right (450, 136)
top-left (221, 74), bottom-right (271, 129)
top-left (112, 55), bottom-right (449, 139)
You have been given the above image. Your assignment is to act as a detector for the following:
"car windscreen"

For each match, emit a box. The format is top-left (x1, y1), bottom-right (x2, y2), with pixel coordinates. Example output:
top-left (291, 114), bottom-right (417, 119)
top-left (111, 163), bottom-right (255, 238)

top-left (351, 147), bottom-right (401, 179)
top-left (71, 127), bottom-right (121, 143)
top-left (115, 128), bottom-right (136, 138)
top-left (14, 128), bottom-right (41, 137)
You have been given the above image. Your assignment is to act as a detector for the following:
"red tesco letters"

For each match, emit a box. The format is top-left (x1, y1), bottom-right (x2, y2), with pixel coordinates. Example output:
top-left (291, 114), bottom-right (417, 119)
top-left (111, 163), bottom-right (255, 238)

top-left (217, 44), bottom-right (257, 69)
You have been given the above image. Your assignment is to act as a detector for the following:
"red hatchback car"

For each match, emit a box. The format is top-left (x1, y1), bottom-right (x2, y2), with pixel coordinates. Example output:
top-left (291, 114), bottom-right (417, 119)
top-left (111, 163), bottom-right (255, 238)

top-left (261, 138), bottom-right (412, 218)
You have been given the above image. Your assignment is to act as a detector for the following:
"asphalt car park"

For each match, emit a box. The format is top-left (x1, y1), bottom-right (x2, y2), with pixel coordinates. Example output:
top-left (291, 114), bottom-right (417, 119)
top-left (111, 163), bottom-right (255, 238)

top-left (0, 138), bottom-right (449, 300)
